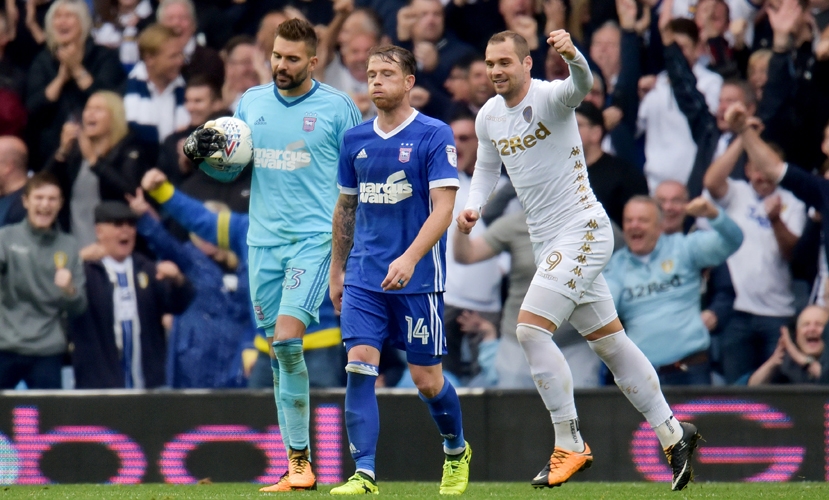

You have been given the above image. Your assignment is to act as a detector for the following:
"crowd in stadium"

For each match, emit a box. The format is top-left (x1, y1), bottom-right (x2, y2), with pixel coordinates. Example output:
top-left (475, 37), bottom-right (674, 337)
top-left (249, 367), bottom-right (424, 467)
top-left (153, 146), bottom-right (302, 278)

top-left (1, 0), bottom-right (828, 391)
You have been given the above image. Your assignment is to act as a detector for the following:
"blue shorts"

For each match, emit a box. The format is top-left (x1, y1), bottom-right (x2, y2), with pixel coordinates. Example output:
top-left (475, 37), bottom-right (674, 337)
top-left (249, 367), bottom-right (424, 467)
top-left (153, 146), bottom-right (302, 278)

top-left (341, 285), bottom-right (446, 366)
top-left (248, 233), bottom-right (332, 331)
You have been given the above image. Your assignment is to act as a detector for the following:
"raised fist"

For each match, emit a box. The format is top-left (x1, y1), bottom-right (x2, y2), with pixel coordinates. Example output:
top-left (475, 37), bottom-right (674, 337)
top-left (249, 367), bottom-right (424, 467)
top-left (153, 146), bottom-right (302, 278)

top-left (685, 197), bottom-right (719, 219)
top-left (141, 168), bottom-right (169, 193)
top-left (183, 124), bottom-right (226, 162)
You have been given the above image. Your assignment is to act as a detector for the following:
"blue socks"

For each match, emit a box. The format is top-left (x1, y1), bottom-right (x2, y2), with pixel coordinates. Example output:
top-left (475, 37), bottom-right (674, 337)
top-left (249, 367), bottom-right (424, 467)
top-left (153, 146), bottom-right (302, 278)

top-left (419, 376), bottom-right (465, 454)
top-left (269, 357), bottom-right (290, 451)
top-left (273, 339), bottom-right (310, 454)
top-left (344, 362), bottom-right (380, 479)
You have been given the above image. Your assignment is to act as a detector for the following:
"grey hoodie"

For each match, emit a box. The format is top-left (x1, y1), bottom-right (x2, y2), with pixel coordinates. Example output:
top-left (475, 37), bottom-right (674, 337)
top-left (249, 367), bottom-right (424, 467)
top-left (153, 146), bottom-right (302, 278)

top-left (0, 219), bottom-right (87, 355)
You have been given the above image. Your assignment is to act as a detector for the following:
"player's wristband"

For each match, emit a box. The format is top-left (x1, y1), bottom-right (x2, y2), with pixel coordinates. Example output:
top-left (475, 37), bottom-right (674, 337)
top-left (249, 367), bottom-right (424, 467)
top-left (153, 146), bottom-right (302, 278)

top-left (149, 181), bottom-right (175, 204)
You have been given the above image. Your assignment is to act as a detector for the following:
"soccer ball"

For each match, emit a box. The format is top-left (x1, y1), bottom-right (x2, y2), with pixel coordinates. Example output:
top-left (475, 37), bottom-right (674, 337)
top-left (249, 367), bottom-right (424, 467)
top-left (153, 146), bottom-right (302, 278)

top-left (201, 117), bottom-right (254, 182)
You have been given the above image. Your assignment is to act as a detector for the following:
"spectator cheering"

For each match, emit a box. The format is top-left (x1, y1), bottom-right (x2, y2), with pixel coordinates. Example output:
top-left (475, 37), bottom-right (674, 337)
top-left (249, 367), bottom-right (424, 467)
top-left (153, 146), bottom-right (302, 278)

top-left (0, 172), bottom-right (87, 389)
top-left (704, 103), bottom-right (807, 383)
top-left (605, 196), bottom-right (743, 385)
top-left (45, 90), bottom-right (150, 247)
top-left (70, 201), bottom-right (194, 389)
top-left (127, 187), bottom-right (253, 388)
top-left (26, 0), bottom-right (125, 170)
top-left (748, 306), bottom-right (829, 385)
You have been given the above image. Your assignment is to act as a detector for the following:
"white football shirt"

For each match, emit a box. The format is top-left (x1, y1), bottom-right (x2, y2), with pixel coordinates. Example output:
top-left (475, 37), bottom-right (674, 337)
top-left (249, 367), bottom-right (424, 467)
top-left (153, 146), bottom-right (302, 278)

top-left (716, 179), bottom-right (807, 316)
top-left (466, 54), bottom-right (606, 243)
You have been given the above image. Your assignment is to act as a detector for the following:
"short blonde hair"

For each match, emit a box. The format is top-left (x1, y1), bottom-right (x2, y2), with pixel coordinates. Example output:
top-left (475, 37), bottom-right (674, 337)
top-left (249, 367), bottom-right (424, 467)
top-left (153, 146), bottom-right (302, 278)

top-left (88, 91), bottom-right (128, 146)
top-left (748, 49), bottom-right (773, 70)
top-left (45, 0), bottom-right (92, 54)
top-left (138, 23), bottom-right (177, 60)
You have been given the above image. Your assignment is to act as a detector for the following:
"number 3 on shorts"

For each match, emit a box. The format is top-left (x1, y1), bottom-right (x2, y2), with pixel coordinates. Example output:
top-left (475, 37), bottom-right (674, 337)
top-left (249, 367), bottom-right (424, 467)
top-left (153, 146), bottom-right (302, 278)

top-left (283, 267), bottom-right (306, 290)
top-left (406, 316), bottom-right (429, 345)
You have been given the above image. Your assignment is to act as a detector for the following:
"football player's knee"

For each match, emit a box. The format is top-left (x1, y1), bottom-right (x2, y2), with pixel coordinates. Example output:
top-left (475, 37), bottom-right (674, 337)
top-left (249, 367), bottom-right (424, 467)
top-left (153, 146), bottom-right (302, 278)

top-left (410, 370), bottom-right (443, 397)
top-left (516, 323), bottom-right (553, 343)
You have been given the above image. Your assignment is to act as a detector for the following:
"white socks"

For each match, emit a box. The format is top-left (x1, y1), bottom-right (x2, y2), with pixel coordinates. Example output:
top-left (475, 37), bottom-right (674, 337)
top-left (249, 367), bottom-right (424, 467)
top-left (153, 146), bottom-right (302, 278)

top-left (553, 419), bottom-right (585, 452)
top-left (519, 325), bottom-right (680, 451)
top-left (587, 330), bottom-right (676, 445)
top-left (654, 415), bottom-right (683, 449)
top-left (516, 324), bottom-right (584, 451)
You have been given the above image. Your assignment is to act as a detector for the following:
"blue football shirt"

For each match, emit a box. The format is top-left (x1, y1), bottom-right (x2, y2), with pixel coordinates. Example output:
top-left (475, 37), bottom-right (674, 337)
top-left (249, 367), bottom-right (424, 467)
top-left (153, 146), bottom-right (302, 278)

top-left (338, 111), bottom-right (460, 293)
top-left (235, 81), bottom-right (361, 247)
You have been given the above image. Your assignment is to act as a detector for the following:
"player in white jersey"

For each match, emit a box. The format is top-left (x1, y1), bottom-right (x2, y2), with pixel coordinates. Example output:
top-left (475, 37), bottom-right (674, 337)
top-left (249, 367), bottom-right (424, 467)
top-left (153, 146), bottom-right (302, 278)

top-left (457, 30), bottom-right (699, 491)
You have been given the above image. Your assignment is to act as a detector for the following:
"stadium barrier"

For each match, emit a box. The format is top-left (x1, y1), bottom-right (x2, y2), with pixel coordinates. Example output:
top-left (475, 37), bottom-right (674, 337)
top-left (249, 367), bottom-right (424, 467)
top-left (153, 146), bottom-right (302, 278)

top-left (0, 387), bottom-right (825, 484)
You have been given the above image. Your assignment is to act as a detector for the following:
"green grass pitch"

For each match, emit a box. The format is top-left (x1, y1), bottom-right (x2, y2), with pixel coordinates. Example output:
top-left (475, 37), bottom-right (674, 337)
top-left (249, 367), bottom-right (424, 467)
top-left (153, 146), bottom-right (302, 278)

top-left (2, 483), bottom-right (829, 499)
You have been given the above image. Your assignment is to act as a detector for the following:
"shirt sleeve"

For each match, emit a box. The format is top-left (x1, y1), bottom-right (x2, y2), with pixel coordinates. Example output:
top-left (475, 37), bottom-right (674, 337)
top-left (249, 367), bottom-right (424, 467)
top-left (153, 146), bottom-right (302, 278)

top-left (465, 111), bottom-right (503, 213)
top-left (548, 50), bottom-right (593, 111)
top-left (685, 210), bottom-right (745, 269)
top-left (426, 123), bottom-right (460, 190)
top-left (781, 193), bottom-right (807, 238)
top-left (337, 96), bottom-right (363, 146)
top-left (482, 215), bottom-right (512, 254)
top-left (337, 134), bottom-right (358, 195)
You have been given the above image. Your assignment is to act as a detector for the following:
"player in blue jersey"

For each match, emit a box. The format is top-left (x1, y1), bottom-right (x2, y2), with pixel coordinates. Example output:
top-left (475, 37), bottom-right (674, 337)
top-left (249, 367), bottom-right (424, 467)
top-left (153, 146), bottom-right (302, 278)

top-left (328, 45), bottom-right (471, 496)
top-left (182, 19), bottom-right (361, 493)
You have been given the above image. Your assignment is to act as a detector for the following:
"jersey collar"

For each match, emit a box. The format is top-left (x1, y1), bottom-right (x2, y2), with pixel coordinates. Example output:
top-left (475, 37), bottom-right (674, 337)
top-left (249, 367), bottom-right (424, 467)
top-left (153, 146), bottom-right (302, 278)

top-left (273, 79), bottom-right (320, 107)
top-left (372, 110), bottom-right (418, 140)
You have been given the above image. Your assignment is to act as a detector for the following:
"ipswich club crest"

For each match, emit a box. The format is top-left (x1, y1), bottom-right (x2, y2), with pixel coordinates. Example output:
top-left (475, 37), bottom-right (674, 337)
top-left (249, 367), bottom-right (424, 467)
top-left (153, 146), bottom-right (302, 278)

top-left (303, 115), bottom-right (317, 132)
top-left (398, 147), bottom-right (412, 163)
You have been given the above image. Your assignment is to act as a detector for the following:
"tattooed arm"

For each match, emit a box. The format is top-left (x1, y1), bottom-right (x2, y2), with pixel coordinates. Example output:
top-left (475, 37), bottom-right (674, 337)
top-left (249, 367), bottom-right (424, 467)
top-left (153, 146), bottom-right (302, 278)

top-left (329, 193), bottom-right (357, 313)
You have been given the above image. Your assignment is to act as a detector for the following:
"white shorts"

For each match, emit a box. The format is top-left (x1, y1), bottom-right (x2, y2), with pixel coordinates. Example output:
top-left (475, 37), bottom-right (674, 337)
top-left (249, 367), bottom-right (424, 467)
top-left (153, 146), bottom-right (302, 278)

top-left (522, 215), bottom-right (616, 335)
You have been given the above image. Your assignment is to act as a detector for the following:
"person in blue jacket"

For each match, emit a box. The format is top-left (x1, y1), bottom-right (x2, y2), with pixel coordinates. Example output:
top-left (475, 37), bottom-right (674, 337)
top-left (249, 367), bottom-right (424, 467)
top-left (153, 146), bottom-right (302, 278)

top-left (605, 195), bottom-right (744, 385)
top-left (139, 168), bottom-right (345, 389)
top-left (126, 188), bottom-right (254, 388)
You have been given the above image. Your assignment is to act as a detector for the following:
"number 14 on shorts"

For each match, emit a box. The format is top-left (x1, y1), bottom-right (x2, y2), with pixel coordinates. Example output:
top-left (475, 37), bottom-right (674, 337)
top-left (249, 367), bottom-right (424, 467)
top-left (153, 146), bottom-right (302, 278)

top-left (406, 316), bottom-right (429, 344)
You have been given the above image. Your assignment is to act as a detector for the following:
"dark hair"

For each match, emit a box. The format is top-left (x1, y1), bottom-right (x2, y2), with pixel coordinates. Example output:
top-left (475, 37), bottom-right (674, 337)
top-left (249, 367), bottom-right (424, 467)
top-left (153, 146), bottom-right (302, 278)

top-left (449, 109), bottom-right (476, 124)
top-left (488, 31), bottom-right (531, 61)
top-left (368, 45), bottom-right (417, 76)
top-left (223, 34), bottom-right (257, 56)
top-left (24, 172), bottom-right (62, 197)
top-left (667, 18), bottom-right (699, 45)
top-left (722, 78), bottom-right (756, 108)
top-left (185, 74), bottom-right (221, 101)
top-left (451, 53), bottom-right (484, 73)
top-left (275, 18), bottom-right (318, 56)
top-left (575, 102), bottom-right (606, 136)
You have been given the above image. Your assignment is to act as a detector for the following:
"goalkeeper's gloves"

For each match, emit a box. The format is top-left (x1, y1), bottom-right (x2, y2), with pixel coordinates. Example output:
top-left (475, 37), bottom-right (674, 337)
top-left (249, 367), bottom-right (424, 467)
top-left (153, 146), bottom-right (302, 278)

top-left (183, 124), bottom-right (226, 162)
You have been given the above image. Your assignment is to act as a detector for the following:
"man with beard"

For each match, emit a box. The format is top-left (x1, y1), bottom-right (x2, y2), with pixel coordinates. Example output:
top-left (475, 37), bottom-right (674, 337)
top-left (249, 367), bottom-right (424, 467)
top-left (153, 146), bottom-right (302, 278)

top-left (457, 30), bottom-right (700, 491)
top-left (182, 18), bottom-right (361, 493)
top-left (329, 44), bottom-right (468, 495)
